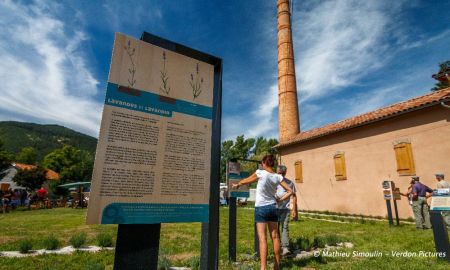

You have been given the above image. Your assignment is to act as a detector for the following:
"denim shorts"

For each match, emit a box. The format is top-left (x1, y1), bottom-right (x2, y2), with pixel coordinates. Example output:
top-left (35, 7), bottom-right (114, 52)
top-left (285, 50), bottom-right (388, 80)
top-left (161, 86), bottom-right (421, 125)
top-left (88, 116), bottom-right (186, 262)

top-left (255, 203), bottom-right (278, 223)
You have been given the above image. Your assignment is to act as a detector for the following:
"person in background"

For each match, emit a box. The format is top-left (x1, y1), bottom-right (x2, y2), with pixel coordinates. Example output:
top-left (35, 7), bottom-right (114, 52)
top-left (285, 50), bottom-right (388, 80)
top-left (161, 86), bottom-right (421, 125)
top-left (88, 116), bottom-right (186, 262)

top-left (411, 176), bottom-right (433, 229)
top-left (27, 191), bottom-right (37, 210)
top-left (400, 179), bottom-right (415, 207)
top-left (434, 173), bottom-right (450, 230)
top-left (276, 165), bottom-right (297, 256)
top-left (11, 189), bottom-right (20, 209)
top-left (36, 186), bottom-right (48, 199)
top-left (2, 188), bottom-right (13, 213)
top-left (232, 154), bottom-right (293, 270)
top-left (36, 186), bottom-right (48, 208)
top-left (0, 189), bottom-right (6, 213)
top-left (435, 173), bottom-right (450, 189)
top-left (20, 189), bottom-right (27, 206)
top-left (223, 188), bottom-right (229, 206)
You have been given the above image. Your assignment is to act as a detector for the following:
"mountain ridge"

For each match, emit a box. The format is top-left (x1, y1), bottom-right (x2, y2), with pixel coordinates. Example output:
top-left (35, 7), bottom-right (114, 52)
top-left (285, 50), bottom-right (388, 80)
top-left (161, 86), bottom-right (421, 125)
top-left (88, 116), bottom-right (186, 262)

top-left (0, 121), bottom-right (98, 161)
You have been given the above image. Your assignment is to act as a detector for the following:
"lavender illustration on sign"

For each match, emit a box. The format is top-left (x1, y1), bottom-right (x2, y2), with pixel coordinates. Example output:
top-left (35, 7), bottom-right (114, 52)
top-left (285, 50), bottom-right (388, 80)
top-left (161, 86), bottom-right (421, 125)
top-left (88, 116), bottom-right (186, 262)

top-left (124, 40), bottom-right (136, 87)
top-left (159, 51), bottom-right (171, 95)
top-left (190, 63), bottom-right (204, 100)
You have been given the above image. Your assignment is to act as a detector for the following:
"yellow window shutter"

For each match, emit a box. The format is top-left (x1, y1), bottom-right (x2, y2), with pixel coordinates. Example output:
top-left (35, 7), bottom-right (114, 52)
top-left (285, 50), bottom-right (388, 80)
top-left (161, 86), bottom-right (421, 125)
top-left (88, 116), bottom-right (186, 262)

top-left (295, 161), bottom-right (303, 183)
top-left (334, 153), bottom-right (347, 181)
top-left (394, 142), bottom-right (415, 175)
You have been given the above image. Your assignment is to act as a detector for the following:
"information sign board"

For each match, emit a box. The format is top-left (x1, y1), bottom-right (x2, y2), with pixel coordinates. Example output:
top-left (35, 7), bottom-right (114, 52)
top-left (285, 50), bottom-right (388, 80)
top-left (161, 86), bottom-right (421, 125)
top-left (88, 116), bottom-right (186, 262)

top-left (87, 33), bottom-right (218, 224)
top-left (430, 189), bottom-right (450, 211)
top-left (227, 161), bottom-right (250, 198)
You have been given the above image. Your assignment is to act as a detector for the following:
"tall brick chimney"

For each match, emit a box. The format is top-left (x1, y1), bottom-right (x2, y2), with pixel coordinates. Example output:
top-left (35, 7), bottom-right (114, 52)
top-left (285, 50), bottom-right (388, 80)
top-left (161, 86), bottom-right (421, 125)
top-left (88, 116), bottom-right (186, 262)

top-left (277, 0), bottom-right (300, 142)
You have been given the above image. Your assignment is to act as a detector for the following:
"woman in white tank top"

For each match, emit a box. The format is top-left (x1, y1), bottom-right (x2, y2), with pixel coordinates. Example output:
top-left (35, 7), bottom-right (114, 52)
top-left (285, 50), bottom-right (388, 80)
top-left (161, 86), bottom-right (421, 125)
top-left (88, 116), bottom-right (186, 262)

top-left (232, 154), bottom-right (293, 270)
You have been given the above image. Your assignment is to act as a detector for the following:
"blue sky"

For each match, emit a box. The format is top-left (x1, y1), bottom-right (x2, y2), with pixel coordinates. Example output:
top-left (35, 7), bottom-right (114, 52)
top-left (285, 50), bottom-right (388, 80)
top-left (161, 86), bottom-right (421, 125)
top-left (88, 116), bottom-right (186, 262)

top-left (0, 0), bottom-right (449, 140)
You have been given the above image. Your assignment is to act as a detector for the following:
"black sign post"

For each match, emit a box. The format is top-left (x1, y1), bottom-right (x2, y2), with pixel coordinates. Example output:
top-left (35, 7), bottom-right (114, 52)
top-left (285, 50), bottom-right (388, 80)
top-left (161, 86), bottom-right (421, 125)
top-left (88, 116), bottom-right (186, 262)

top-left (199, 49), bottom-right (223, 270)
top-left (106, 31), bottom-right (222, 270)
top-left (114, 224), bottom-right (161, 270)
top-left (228, 197), bottom-right (237, 262)
top-left (254, 220), bottom-right (260, 259)
top-left (382, 180), bottom-right (394, 226)
top-left (228, 159), bottom-right (261, 261)
top-left (430, 211), bottom-right (450, 261)
top-left (386, 200), bottom-right (394, 225)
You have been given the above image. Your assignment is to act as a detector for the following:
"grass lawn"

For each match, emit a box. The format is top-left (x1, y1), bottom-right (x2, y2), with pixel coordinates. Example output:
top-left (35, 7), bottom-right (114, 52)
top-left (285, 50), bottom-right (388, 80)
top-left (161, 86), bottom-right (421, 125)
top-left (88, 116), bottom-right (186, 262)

top-left (0, 207), bottom-right (448, 270)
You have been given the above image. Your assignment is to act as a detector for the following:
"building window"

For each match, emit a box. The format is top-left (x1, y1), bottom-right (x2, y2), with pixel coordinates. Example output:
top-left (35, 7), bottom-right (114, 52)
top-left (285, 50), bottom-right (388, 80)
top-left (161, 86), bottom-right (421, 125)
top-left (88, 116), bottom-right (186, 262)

top-left (294, 161), bottom-right (303, 183)
top-left (393, 142), bottom-right (415, 175)
top-left (334, 152), bottom-right (347, 181)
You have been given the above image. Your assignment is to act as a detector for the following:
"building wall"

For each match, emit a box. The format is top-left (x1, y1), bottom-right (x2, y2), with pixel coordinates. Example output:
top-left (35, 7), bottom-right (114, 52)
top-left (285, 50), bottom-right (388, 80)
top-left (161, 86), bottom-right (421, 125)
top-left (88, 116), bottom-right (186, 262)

top-left (279, 105), bottom-right (450, 218)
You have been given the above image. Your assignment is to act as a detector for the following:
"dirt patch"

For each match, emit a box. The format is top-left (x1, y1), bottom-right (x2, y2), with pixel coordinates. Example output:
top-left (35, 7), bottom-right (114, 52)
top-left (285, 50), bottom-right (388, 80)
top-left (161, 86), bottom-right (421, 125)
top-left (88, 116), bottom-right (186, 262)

top-left (169, 252), bottom-right (197, 261)
top-left (0, 236), bottom-right (17, 244)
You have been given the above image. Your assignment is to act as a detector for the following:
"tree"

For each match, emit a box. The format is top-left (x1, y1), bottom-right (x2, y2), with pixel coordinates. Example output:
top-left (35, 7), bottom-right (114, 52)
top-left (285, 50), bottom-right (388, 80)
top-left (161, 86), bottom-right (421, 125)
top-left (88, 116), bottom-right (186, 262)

top-left (220, 140), bottom-right (235, 182)
top-left (231, 135), bottom-right (255, 159)
top-left (431, 81), bottom-right (450, 91)
top-left (0, 139), bottom-right (12, 178)
top-left (13, 166), bottom-right (47, 191)
top-left (253, 137), bottom-right (278, 158)
top-left (16, 147), bottom-right (38, 165)
top-left (43, 146), bottom-right (94, 183)
top-left (431, 61), bottom-right (450, 91)
top-left (219, 135), bottom-right (279, 182)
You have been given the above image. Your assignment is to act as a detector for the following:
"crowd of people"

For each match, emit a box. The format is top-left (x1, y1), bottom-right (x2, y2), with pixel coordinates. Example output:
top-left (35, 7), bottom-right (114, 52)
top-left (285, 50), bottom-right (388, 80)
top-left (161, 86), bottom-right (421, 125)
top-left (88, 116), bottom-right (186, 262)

top-left (0, 186), bottom-right (50, 213)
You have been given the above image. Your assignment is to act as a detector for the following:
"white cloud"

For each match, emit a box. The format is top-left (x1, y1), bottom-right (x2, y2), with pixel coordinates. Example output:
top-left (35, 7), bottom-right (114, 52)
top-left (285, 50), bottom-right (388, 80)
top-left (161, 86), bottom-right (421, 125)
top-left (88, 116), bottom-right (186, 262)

top-left (400, 29), bottom-right (450, 50)
top-left (102, 1), bottom-right (163, 33)
top-left (293, 0), bottom-right (403, 100)
top-left (0, 0), bottom-right (102, 136)
top-left (300, 68), bottom-right (432, 132)
top-left (222, 84), bottom-right (279, 140)
top-left (223, 0), bottom-right (407, 140)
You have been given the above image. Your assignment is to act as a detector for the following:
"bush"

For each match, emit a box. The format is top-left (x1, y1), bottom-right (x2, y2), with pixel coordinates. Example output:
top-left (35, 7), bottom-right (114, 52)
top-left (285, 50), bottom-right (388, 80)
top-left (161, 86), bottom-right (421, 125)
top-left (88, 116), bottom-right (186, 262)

top-left (19, 239), bottom-right (33, 253)
top-left (292, 237), bottom-right (313, 251)
top-left (188, 256), bottom-right (200, 270)
top-left (158, 255), bottom-right (171, 270)
top-left (313, 236), bottom-right (326, 248)
top-left (96, 233), bottom-right (113, 247)
top-left (43, 235), bottom-right (60, 250)
top-left (86, 263), bottom-right (104, 270)
top-left (69, 232), bottom-right (87, 248)
top-left (325, 234), bottom-right (343, 246)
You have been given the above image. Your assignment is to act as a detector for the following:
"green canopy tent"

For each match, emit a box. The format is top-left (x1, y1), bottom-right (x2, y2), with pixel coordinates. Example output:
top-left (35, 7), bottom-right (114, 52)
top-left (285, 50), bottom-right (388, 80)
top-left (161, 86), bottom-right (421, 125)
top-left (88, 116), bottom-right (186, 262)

top-left (58, 182), bottom-right (91, 189)
top-left (58, 182), bottom-right (91, 208)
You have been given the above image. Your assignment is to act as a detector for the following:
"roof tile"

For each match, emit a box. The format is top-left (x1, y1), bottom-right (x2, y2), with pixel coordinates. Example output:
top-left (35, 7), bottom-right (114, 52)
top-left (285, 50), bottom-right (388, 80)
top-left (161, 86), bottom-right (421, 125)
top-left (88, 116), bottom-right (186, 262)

top-left (278, 88), bottom-right (450, 148)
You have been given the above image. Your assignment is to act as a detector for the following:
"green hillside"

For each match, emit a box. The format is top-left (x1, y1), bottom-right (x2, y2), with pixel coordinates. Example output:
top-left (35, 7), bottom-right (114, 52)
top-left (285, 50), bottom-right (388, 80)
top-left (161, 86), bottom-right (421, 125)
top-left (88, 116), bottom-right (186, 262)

top-left (0, 121), bottom-right (97, 162)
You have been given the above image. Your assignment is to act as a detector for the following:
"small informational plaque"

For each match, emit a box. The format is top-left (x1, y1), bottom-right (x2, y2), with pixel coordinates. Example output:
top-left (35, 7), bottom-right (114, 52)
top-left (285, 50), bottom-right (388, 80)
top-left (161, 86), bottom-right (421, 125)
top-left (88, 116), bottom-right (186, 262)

top-left (382, 180), bottom-right (392, 200)
top-left (227, 161), bottom-right (250, 198)
top-left (87, 32), bottom-right (219, 224)
top-left (393, 187), bottom-right (401, 200)
top-left (430, 189), bottom-right (450, 211)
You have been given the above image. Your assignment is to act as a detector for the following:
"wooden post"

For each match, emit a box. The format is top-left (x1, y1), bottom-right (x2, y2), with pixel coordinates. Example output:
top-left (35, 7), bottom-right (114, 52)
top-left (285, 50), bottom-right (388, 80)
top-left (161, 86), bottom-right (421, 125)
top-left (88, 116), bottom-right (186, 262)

top-left (393, 199), bottom-right (400, 226)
